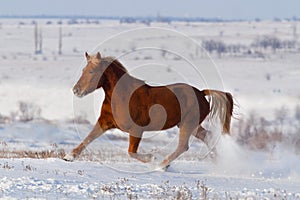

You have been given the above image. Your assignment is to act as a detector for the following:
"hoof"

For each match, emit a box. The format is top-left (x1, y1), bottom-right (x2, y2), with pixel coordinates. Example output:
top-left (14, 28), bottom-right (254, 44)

top-left (162, 164), bottom-right (170, 171)
top-left (63, 153), bottom-right (75, 162)
top-left (158, 160), bottom-right (170, 171)
top-left (156, 163), bottom-right (170, 172)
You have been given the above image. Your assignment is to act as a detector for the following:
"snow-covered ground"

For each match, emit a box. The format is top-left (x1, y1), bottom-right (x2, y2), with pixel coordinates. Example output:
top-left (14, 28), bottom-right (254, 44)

top-left (0, 18), bottom-right (300, 199)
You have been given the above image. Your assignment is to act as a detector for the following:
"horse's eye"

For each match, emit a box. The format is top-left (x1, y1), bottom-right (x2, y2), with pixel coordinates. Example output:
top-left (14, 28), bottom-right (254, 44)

top-left (89, 71), bottom-right (94, 74)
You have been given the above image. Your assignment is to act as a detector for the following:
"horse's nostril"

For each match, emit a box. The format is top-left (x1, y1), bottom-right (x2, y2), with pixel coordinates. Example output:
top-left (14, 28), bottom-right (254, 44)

top-left (73, 87), bottom-right (79, 94)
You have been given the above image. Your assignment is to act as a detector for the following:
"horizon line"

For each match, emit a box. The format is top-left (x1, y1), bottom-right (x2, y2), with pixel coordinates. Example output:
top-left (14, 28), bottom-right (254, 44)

top-left (0, 14), bottom-right (299, 22)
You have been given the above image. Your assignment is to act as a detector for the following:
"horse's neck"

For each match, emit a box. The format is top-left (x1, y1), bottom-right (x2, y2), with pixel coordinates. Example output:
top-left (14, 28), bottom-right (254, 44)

top-left (102, 66), bottom-right (144, 99)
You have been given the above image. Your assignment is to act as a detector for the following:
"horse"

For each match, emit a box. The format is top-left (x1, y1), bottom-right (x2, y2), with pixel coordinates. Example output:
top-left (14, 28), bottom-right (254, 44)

top-left (64, 52), bottom-right (234, 168)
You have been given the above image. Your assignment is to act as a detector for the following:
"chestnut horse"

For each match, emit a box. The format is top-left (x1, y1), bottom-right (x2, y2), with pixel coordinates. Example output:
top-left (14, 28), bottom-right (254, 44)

top-left (64, 52), bottom-right (233, 168)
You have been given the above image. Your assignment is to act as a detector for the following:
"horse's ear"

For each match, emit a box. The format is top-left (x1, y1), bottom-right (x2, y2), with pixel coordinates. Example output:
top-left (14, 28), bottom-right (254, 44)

top-left (96, 52), bottom-right (101, 60)
top-left (85, 52), bottom-right (90, 60)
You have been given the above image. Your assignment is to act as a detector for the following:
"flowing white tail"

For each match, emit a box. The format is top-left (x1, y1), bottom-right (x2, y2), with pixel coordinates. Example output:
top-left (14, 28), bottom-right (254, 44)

top-left (203, 89), bottom-right (234, 133)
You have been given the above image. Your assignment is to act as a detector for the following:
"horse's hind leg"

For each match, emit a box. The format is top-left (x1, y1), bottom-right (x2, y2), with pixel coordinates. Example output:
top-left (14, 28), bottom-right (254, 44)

top-left (193, 126), bottom-right (208, 141)
top-left (128, 134), bottom-right (154, 163)
top-left (64, 122), bottom-right (105, 161)
top-left (193, 126), bottom-right (218, 160)
top-left (159, 124), bottom-right (193, 169)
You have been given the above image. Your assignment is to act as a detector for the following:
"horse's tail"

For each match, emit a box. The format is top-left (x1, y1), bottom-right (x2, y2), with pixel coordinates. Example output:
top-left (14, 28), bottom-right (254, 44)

top-left (203, 89), bottom-right (233, 134)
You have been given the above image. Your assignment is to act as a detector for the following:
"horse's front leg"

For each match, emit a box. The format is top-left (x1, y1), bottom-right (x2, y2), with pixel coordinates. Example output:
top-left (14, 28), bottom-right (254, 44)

top-left (64, 122), bottom-right (105, 161)
top-left (128, 134), bottom-right (154, 163)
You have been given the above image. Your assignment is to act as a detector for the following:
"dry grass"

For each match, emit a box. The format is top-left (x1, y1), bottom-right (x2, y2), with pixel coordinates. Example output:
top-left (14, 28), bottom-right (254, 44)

top-left (232, 106), bottom-right (300, 154)
top-left (0, 149), bottom-right (66, 159)
top-left (0, 147), bottom-right (134, 164)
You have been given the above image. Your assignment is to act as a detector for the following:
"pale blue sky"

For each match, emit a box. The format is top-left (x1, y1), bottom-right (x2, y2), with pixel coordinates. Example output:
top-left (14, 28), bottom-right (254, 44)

top-left (0, 0), bottom-right (299, 20)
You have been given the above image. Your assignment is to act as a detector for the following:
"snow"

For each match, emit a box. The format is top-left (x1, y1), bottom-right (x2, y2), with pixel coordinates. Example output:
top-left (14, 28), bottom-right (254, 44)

top-left (0, 18), bottom-right (300, 199)
top-left (0, 155), bottom-right (300, 199)
top-left (0, 156), bottom-right (299, 199)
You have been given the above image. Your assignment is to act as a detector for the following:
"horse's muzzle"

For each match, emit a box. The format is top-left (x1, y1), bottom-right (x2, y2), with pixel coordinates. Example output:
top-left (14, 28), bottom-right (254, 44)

top-left (73, 86), bottom-right (85, 98)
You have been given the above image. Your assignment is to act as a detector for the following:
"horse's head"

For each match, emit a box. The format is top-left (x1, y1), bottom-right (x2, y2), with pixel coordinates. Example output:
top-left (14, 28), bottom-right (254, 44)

top-left (73, 52), bottom-right (104, 97)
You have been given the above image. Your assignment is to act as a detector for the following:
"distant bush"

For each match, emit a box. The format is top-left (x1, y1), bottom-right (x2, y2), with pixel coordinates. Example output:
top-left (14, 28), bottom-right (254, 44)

top-left (252, 36), bottom-right (281, 52)
top-left (281, 40), bottom-right (297, 50)
top-left (234, 112), bottom-right (282, 150)
top-left (202, 35), bottom-right (298, 59)
top-left (252, 35), bottom-right (297, 53)
top-left (7, 101), bottom-right (42, 122)
top-left (233, 107), bottom-right (300, 154)
top-left (202, 39), bottom-right (226, 57)
top-left (0, 114), bottom-right (10, 124)
top-left (17, 101), bottom-right (42, 122)
top-left (0, 101), bottom-right (42, 124)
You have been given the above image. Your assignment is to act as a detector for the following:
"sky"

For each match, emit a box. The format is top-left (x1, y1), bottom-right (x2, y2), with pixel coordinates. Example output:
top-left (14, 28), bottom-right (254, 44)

top-left (0, 0), bottom-right (299, 20)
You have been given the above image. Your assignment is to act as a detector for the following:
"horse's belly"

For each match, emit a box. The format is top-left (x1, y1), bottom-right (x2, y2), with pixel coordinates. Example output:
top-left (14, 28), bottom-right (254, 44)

top-left (145, 104), bottom-right (181, 131)
top-left (120, 85), bottom-right (183, 131)
top-left (129, 99), bottom-right (181, 131)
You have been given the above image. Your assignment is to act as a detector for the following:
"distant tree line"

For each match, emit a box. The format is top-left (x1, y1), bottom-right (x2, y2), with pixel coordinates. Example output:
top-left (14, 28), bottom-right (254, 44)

top-left (251, 36), bottom-right (296, 53)
top-left (201, 36), bottom-right (298, 58)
